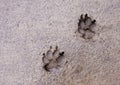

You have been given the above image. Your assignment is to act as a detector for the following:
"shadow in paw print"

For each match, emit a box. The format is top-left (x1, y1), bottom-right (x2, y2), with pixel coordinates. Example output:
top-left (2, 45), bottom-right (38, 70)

top-left (42, 46), bottom-right (64, 72)
top-left (76, 14), bottom-right (96, 39)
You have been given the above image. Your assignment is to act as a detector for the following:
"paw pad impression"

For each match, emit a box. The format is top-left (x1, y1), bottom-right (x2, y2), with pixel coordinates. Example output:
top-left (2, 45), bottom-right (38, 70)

top-left (42, 46), bottom-right (64, 72)
top-left (77, 14), bottom-right (96, 39)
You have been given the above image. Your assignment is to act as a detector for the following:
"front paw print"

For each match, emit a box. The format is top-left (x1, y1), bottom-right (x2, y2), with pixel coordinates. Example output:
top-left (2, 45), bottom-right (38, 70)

top-left (77, 14), bottom-right (96, 39)
top-left (42, 46), bottom-right (64, 72)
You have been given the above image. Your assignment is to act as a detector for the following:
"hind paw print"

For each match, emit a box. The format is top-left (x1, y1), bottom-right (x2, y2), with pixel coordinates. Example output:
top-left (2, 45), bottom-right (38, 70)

top-left (42, 46), bottom-right (64, 72)
top-left (76, 14), bottom-right (96, 39)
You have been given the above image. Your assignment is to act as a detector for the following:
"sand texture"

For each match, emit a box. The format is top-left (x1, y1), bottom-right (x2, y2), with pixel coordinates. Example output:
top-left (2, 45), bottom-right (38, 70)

top-left (0, 0), bottom-right (120, 85)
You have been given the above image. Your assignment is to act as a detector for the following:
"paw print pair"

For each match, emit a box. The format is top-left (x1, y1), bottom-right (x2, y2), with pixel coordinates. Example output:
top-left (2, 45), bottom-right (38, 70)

top-left (42, 46), bottom-right (64, 72)
top-left (42, 14), bottom-right (97, 72)
top-left (77, 14), bottom-right (96, 39)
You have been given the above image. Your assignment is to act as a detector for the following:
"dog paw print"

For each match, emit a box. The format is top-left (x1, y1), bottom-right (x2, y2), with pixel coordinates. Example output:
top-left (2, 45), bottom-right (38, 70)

top-left (76, 14), bottom-right (96, 39)
top-left (42, 46), bottom-right (64, 72)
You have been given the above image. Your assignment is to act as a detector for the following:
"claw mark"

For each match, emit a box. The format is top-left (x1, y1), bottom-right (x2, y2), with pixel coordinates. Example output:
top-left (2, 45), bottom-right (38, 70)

top-left (59, 52), bottom-right (64, 56)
